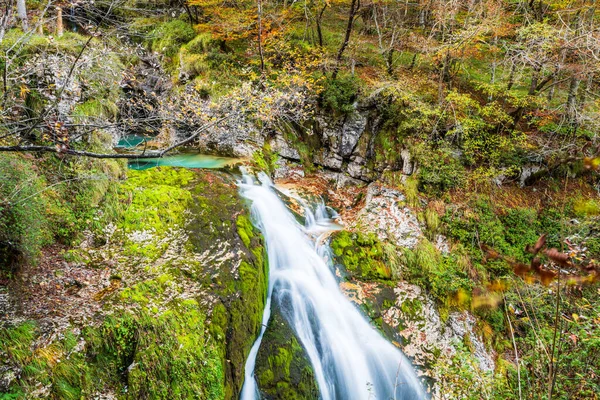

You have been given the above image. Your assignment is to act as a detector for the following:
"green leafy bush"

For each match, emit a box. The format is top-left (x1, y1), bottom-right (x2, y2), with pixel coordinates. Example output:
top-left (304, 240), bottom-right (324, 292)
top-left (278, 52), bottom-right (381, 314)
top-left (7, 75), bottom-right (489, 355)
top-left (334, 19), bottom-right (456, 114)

top-left (402, 239), bottom-right (472, 302)
top-left (319, 74), bottom-right (360, 114)
top-left (0, 155), bottom-right (50, 268)
top-left (252, 142), bottom-right (279, 176)
top-left (413, 144), bottom-right (466, 196)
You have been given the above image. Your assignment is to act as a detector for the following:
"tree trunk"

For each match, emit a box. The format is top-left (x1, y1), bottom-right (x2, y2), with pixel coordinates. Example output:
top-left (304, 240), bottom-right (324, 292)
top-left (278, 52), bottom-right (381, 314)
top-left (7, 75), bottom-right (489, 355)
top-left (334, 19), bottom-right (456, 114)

top-left (409, 53), bottom-right (417, 70)
top-left (507, 61), bottom-right (516, 90)
top-left (332, 0), bottom-right (359, 79)
top-left (257, 0), bottom-right (264, 72)
top-left (56, 7), bottom-right (63, 37)
top-left (386, 48), bottom-right (394, 76)
top-left (529, 64), bottom-right (540, 95)
top-left (0, 2), bottom-right (12, 44)
top-left (183, 2), bottom-right (198, 24)
top-left (566, 75), bottom-right (580, 124)
top-left (316, 3), bottom-right (327, 47)
top-left (17, 0), bottom-right (28, 31)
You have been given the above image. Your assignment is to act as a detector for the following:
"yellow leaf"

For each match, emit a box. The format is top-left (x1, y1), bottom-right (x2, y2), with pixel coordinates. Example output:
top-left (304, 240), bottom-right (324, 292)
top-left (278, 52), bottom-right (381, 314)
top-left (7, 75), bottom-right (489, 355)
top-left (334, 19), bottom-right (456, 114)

top-left (19, 85), bottom-right (30, 99)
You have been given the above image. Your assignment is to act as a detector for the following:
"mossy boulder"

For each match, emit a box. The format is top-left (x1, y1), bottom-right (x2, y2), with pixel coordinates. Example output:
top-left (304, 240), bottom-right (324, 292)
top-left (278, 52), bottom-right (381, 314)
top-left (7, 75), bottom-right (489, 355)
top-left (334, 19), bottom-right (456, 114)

top-left (185, 171), bottom-right (269, 399)
top-left (1, 167), bottom-right (268, 400)
top-left (330, 231), bottom-right (392, 280)
top-left (254, 304), bottom-right (319, 400)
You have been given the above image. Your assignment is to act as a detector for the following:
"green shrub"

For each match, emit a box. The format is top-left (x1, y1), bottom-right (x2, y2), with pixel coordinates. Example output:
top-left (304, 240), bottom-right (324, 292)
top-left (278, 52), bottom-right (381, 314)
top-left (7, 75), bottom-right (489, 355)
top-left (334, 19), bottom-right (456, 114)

top-left (184, 32), bottom-right (224, 54)
top-left (402, 239), bottom-right (472, 302)
top-left (0, 154), bottom-right (50, 268)
top-left (414, 145), bottom-right (466, 196)
top-left (319, 74), bottom-right (360, 114)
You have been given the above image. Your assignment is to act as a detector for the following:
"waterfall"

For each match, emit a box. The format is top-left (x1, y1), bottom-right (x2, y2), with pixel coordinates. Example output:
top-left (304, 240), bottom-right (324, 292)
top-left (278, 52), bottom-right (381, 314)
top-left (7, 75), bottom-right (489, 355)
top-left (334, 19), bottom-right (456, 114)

top-left (239, 172), bottom-right (426, 400)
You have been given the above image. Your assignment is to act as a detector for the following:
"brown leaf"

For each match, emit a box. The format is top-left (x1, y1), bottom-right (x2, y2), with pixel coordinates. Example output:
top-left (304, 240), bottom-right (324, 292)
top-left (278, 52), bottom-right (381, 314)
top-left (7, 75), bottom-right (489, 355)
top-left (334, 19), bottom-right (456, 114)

top-left (531, 258), bottom-right (542, 272)
top-left (545, 248), bottom-right (571, 267)
top-left (539, 269), bottom-right (557, 286)
top-left (569, 334), bottom-right (578, 345)
top-left (482, 244), bottom-right (501, 260)
top-left (513, 263), bottom-right (530, 277)
top-left (526, 234), bottom-right (547, 255)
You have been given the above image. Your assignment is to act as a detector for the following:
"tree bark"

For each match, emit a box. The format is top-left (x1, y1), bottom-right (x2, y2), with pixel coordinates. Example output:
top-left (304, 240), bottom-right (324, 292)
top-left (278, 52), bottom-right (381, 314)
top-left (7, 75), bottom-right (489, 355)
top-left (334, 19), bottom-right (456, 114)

top-left (17, 0), bottom-right (28, 31)
top-left (0, 1), bottom-right (12, 44)
top-left (386, 48), bottom-right (394, 76)
top-left (56, 7), bottom-right (63, 37)
top-left (257, 0), bottom-right (265, 72)
top-left (528, 64), bottom-right (540, 95)
top-left (332, 0), bottom-right (359, 79)
top-left (507, 61), bottom-right (516, 90)
top-left (409, 53), bottom-right (417, 70)
top-left (566, 75), bottom-right (580, 125)
top-left (316, 3), bottom-right (328, 47)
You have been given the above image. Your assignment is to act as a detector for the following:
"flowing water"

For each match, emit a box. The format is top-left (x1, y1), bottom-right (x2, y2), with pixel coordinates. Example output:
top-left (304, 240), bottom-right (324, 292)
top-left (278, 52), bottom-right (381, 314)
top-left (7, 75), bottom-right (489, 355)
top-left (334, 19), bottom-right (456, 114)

top-left (239, 172), bottom-right (426, 400)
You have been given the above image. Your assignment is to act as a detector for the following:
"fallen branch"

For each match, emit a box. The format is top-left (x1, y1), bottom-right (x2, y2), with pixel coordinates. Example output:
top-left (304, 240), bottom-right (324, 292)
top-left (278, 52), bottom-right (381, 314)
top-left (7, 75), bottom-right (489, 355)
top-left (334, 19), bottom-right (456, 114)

top-left (0, 117), bottom-right (228, 159)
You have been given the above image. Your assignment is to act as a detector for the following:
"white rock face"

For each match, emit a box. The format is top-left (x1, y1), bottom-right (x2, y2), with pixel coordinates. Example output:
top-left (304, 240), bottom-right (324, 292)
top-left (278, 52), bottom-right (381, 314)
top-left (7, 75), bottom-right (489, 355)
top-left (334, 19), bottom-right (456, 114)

top-left (401, 148), bottom-right (413, 175)
top-left (381, 282), bottom-right (496, 397)
top-left (352, 183), bottom-right (423, 248)
top-left (339, 110), bottom-right (367, 157)
top-left (271, 134), bottom-right (301, 160)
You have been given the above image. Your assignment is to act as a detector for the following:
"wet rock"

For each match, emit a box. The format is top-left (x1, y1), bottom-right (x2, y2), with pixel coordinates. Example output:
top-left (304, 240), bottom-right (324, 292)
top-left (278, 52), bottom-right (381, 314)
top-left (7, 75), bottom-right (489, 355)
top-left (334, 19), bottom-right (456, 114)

top-left (318, 171), bottom-right (364, 189)
top-left (353, 183), bottom-right (423, 249)
top-left (254, 303), bottom-right (319, 399)
top-left (312, 149), bottom-right (343, 170)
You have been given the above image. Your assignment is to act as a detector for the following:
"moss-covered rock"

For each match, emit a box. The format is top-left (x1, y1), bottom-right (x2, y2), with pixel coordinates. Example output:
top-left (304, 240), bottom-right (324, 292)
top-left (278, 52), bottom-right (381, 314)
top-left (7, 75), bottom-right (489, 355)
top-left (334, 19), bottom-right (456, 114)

top-left (1, 167), bottom-right (268, 400)
top-left (254, 305), bottom-right (319, 400)
top-left (330, 230), bottom-right (392, 280)
top-left (185, 171), bottom-right (269, 399)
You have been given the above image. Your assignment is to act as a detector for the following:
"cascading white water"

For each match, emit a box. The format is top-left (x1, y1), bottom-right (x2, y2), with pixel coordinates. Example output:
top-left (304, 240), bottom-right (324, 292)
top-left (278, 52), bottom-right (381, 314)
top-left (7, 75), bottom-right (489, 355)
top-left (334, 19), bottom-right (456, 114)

top-left (239, 172), bottom-right (426, 400)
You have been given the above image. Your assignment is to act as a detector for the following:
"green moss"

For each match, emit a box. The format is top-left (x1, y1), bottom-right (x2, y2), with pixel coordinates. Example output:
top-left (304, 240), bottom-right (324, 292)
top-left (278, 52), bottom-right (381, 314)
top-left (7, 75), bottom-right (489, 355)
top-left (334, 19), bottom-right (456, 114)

top-left (331, 231), bottom-right (392, 280)
top-left (252, 142), bottom-right (279, 176)
top-left (149, 20), bottom-right (196, 58)
top-left (73, 99), bottom-right (119, 120)
top-left (254, 306), bottom-right (319, 399)
top-left (0, 29), bottom-right (92, 58)
top-left (236, 214), bottom-right (254, 248)
top-left (0, 322), bottom-right (96, 399)
top-left (183, 171), bottom-right (269, 399)
top-left (3, 167), bottom-right (268, 399)
top-left (113, 167), bottom-right (195, 258)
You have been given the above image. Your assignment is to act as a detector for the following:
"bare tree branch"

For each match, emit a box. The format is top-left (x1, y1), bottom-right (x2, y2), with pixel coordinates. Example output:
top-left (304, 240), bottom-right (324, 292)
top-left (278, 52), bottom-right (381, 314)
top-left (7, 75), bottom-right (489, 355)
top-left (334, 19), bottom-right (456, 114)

top-left (0, 117), bottom-right (228, 159)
